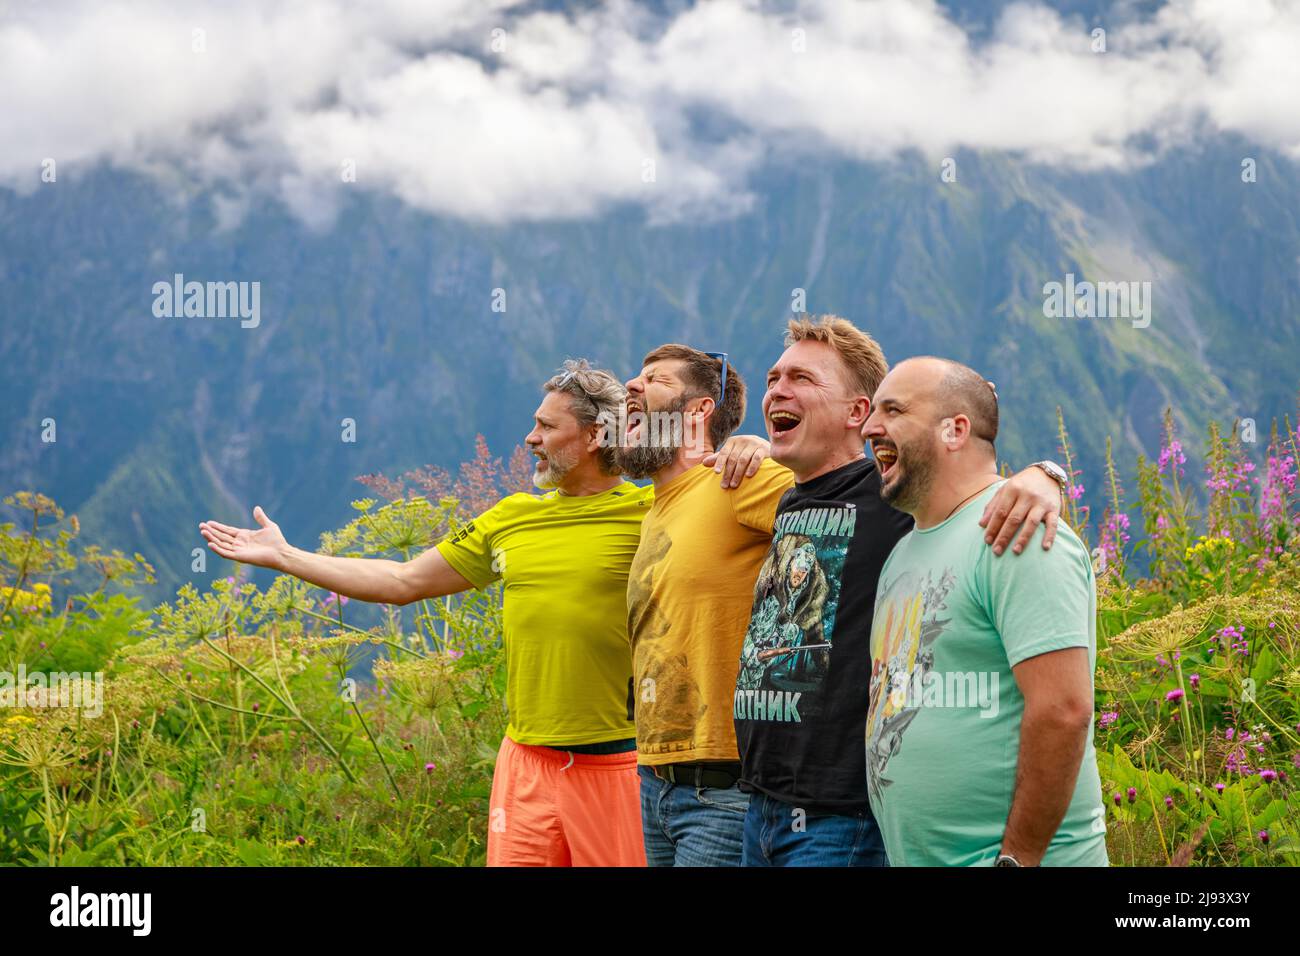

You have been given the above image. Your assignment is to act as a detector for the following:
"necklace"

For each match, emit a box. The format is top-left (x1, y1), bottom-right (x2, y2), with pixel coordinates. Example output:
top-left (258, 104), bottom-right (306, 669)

top-left (942, 480), bottom-right (998, 523)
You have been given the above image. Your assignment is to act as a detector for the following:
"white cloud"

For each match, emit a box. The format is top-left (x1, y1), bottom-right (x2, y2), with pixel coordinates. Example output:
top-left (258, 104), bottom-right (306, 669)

top-left (1, 0), bottom-right (1296, 226)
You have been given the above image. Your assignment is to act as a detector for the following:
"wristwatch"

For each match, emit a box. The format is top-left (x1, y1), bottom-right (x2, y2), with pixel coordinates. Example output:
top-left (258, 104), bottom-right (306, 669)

top-left (994, 853), bottom-right (1024, 867)
top-left (1031, 460), bottom-right (1068, 493)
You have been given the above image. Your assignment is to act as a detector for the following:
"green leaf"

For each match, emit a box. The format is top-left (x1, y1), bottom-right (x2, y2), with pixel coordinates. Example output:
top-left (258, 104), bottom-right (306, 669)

top-left (1250, 647), bottom-right (1279, 687)
top-left (234, 839), bottom-right (274, 866)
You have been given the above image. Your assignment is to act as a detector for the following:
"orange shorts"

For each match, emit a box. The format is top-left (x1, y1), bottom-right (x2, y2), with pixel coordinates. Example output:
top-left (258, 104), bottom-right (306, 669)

top-left (486, 735), bottom-right (646, 867)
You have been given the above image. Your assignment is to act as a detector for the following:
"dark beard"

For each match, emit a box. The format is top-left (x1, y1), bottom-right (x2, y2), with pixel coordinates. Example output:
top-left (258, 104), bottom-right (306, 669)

top-left (879, 435), bottom-right (937, 515)
top-left (612, 394), bottom-right (689, 479)
top-left (614, 443), bottom-right (677, 479)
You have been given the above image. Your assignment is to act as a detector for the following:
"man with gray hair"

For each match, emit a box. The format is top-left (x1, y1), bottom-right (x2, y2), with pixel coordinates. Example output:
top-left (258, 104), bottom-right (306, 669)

top-left (201, 359), bottom-right (767, 866)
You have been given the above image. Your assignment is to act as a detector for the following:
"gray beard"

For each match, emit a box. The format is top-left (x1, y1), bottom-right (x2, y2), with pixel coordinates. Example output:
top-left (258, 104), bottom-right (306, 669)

top-left (532, 448), bottom-right (576, 489)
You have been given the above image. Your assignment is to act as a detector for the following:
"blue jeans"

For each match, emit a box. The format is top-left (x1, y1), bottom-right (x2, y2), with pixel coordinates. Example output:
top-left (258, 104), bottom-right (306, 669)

top-left (741, 791), bottom-right (890, 867)
top-left (638, 766), bottom-right (749, 866)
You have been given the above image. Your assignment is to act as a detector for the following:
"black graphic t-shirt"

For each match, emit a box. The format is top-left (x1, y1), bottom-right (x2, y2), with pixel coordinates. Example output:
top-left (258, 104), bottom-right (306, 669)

top-left (734, 456), bottom-right (914, 814)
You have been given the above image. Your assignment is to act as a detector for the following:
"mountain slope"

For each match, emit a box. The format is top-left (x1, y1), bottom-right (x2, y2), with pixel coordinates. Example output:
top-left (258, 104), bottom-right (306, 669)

top-left (2, 145), bottom-right (1297, 598)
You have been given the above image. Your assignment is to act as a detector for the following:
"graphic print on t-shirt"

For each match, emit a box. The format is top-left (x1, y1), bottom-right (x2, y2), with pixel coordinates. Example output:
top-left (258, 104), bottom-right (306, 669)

top-left (734, 503), bottom-right (856, 720)
top-left (627, 522), bottom-right (709, 752)
top-left (864, 566), bottom-right (955, 804)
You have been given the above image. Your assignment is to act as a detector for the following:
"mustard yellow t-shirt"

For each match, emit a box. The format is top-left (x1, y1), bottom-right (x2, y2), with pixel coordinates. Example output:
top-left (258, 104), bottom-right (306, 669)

top-left (627, 459), bottom-right (795, 765)
top-left (436, 482), bottom-right (652, 746)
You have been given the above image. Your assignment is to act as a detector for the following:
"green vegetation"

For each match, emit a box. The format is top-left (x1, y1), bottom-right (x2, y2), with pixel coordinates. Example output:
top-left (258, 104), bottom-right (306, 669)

top-left (2, 414), bottom-right (1298, 866)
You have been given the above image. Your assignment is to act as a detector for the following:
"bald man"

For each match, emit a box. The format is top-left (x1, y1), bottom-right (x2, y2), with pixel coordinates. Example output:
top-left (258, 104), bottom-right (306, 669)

top-left (863, 357), bottom-right (1108, 867)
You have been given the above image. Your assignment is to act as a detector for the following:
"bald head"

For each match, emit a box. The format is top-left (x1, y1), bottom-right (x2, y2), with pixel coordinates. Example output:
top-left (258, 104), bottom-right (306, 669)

top-left (894, 356), bottom-right (999, 453)
top-left (864, 356), bottom-right (1001, 519)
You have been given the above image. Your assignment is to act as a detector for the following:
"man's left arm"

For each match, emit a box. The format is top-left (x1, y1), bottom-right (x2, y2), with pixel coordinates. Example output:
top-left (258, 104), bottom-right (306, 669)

top-left (999, 647), bottom-right (1094, 865)
top-left (979, 463), bottom-right (1065, 556)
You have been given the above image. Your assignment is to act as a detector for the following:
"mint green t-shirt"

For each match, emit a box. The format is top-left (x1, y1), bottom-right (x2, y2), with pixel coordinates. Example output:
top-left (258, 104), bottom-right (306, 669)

top-left (865, 481), bottom-right (1108, 866)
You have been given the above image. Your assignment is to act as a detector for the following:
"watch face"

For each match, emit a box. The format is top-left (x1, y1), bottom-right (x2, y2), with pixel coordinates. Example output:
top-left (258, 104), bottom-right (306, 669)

top-left (995, 855), bottom-right (1021, 867)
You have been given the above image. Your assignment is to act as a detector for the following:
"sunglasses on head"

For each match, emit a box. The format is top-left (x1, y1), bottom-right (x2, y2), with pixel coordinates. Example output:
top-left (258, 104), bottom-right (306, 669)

top-left (704, 351), bottom-right (729, 409)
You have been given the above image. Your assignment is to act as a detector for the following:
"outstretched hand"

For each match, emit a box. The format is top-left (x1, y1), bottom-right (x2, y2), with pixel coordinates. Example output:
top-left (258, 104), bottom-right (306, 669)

top-left (199, 506), bottom-right (289, 570)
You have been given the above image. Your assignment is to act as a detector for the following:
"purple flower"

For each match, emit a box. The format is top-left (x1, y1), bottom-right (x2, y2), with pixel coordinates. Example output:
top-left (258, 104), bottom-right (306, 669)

top-left (1098, 711), bottom-right (1119, 731)
top-left (1260, 769), bottom-right (1278, 783)
top-left (1259, 454), bottom-right (1296, 534)
top-left (1215, 782), bottom-right (1225, 794)
top-left (1158, 440), bottom-right (1186, 476)
top-left (1164, 795), bottom-right (1174, 809)
top-left (1112, 792), bottom-right (1122, 807)
top-left (1126, 787), bottom-right (1137, 804)
top-left (1189, 674), bottom-right (1200, 692)
top-left (425, 762), bottom-right (436, 774)
top-left (296, 835), bottom-right (306, 845)
top-left (251, 702), bottom-right (260, 713)
top-left (1258, 830), bottom-right (1270, 845)
top-left (1226, 748), bottom-right (1251, 775)
top-left (1165, 688), bottom-right (1184, 704)
top-left (1225, 727), bottom-right (1235, 741)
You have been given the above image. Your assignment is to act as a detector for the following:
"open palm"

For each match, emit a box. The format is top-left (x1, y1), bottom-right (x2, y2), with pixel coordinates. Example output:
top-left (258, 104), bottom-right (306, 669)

top-left (199, 506), bottom-right (288, 569)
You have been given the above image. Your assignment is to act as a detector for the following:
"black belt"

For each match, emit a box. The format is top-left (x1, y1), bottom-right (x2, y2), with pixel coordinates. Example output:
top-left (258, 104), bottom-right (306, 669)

top-left (651, 761), bottom-right (743, 789)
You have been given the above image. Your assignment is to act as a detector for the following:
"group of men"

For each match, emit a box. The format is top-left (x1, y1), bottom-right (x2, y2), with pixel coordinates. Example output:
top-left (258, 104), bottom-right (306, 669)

top-left (199, 314), bottom-right (1108, 867)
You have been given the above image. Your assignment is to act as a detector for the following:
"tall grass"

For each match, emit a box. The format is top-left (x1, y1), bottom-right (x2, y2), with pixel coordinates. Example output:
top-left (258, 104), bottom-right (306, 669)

top-left (1, 418), bottom-right (1297, 866)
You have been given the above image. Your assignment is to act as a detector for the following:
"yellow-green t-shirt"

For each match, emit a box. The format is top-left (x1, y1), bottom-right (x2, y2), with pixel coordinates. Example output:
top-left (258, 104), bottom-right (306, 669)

top-left (627, 459), bottom-right (795, 765)
top-left (436, 482), bottom-right (652, 746)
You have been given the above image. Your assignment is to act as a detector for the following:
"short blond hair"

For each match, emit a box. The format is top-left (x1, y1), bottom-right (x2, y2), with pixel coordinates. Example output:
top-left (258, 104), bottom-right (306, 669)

top-left (785, 314), bottom-right (889, 398)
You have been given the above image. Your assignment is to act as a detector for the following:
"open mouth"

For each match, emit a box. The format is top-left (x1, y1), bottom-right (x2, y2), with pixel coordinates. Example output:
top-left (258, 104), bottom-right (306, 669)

top-left (872, 443), bottom-right (899, 477)
top-left (625, 400), bottom-right (645, 441)
top-left (769, 409), bottom-right (802, 435)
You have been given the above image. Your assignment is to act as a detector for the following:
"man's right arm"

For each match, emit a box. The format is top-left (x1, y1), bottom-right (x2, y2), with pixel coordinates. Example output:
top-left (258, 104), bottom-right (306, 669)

top-left (275, 544), bottom-right (473, 606)
top-left (199, 506), bottom-right (473, 606)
